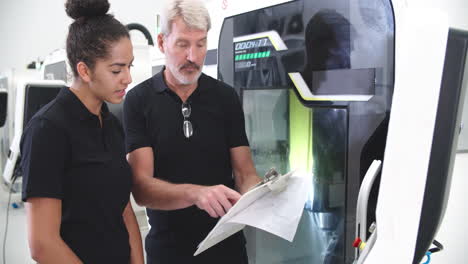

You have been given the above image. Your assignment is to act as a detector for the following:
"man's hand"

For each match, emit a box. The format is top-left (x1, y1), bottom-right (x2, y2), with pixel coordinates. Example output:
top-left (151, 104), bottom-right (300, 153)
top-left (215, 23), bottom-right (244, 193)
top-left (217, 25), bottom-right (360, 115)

top-left (188, 185), bottom-right (241, 218)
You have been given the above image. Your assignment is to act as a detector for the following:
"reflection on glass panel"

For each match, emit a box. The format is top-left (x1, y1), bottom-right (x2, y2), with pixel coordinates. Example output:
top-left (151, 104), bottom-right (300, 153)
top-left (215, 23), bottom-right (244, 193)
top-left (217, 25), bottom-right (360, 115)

top-left (243, 89), bottom-right (289, 175)
top-left (243, 89), bottom-right (347, 264)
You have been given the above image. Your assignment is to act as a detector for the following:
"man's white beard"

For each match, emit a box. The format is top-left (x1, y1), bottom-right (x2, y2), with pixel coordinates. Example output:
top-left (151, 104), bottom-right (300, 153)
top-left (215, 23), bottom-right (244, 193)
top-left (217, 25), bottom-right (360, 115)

top-left (167, 62), bottom-right (203, 85)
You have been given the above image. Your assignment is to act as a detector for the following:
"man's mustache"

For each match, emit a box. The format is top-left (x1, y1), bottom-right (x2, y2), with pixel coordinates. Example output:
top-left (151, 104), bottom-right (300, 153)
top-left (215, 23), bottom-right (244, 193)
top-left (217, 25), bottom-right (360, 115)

top-left (180, 62), bottom-right (200, 70)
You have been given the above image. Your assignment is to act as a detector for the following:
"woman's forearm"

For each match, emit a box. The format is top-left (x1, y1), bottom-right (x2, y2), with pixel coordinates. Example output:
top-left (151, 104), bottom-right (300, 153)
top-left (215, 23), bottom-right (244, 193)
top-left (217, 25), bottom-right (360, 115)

top-left (123, 201), bottom-right (144, 264)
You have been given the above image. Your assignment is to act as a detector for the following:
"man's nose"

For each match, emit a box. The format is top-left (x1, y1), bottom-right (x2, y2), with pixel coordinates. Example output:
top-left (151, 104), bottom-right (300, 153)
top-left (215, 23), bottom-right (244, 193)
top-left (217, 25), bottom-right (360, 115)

top-left (187, 46), bottom-right (200, 62)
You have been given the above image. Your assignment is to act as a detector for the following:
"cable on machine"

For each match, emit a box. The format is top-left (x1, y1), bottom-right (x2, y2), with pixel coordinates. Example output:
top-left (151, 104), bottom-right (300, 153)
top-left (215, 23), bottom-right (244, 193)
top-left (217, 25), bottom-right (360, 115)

top-left (421, 240), bottom-right (444, 264)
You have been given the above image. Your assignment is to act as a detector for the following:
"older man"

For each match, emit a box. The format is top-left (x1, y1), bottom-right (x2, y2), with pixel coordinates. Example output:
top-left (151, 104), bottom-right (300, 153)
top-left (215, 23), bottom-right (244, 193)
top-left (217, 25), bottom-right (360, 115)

top-left (123, 0), bottom-right (260, 263)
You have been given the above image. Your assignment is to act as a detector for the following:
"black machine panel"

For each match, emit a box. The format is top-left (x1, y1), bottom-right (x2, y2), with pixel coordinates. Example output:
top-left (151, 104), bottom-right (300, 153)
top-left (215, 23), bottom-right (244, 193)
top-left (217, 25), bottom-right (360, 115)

top-left (0, 77), bottom-right (7, 127)
top-left (0, 92), bottom-right (6, 127)
top-left (218, 0), bottom-right (395, 263)
top-left (23, 84), bottom-right (63, 129)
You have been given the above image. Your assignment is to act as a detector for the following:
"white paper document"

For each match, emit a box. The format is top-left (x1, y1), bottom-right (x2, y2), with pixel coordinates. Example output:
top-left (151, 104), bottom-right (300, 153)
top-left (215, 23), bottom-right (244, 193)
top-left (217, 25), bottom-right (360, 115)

top-left (194, 170), bottom-right (308, 256)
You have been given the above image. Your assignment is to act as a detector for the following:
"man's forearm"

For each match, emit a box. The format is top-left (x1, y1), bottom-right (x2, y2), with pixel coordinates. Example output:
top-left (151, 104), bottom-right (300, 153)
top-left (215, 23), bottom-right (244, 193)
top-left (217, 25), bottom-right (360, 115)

top-left (133, 177), bottom-right (242, 218)
top-left (230, 146), bottom-right (262, 194)
top-left (236, 173), bottom-right (262, 194)
top-left (133, 178), bottom-right (197, 210)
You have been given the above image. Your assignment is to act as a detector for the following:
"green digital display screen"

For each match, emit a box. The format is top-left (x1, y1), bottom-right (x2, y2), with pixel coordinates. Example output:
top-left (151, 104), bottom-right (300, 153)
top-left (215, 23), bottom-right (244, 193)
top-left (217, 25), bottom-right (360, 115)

top-left (234, 37), bottom-right (273, 70)
top-left (235, 51), bottom-right (271, 61)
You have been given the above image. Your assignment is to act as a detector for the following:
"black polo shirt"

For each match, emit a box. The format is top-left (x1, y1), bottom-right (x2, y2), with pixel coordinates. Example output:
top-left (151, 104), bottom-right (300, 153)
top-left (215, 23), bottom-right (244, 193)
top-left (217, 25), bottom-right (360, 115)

top-left (123, 69), bottom-right (249, 262)
top-left (20, 87), bottom-right (132, 264)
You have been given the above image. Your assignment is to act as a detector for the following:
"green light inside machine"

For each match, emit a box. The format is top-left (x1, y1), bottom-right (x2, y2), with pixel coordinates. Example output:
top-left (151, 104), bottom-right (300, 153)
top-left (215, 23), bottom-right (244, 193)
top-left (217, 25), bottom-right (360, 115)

top-left (235, 51), bottom-right (271, 61)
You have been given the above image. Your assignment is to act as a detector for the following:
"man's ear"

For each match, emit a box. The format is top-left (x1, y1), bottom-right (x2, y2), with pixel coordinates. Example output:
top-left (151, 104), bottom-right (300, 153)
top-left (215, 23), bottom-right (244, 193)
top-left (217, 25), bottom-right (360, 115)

top-left (76, 62), bottom-right (92, 83)
top-left (158, 33), bottom-right (166, 54)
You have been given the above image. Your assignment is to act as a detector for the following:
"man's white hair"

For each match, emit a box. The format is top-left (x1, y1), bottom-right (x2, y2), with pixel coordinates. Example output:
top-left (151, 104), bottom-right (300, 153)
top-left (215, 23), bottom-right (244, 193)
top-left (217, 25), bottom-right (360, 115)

top-left (160, 0), bottom-right (211, 35)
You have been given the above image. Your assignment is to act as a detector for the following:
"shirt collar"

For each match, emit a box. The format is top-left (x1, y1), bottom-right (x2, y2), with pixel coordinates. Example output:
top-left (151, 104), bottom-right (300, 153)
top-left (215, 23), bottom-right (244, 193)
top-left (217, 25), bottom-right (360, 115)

top-left (152, 67), bottom-right (169, 93)
top-left (152, 66), bottom-right (208, 95)
top-left (56, 87), bottom-right (110, 120)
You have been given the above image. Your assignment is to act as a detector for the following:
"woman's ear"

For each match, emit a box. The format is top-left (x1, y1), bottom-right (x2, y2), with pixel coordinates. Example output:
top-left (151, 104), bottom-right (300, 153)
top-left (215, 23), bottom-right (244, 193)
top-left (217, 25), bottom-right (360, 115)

top-left (76, 62), bottom-right (92, 83)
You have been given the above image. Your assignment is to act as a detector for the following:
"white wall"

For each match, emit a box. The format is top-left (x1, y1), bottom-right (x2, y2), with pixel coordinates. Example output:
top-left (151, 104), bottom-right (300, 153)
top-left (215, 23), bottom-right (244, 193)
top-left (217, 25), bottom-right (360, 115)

top-left (432, 153), bottom-right (468, 263)
top-left (0, 0), bottom-right (291, 74)
top-left (0, 0), bottom-right (162, 73)
top-left (428, 0), bottom-right (468, 29)
top-left (0, 0), bottom-right (67, 72)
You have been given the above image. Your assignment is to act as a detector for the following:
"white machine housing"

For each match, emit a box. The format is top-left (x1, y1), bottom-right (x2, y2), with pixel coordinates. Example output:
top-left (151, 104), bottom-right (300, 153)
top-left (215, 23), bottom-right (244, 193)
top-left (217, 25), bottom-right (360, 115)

top-left (2, 80), bottom-right (66, 185)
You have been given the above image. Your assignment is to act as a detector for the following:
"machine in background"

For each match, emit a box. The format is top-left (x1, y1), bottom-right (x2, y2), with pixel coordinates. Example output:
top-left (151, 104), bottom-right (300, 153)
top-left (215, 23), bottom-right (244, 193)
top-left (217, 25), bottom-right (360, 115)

top-left (0, 78), bottom-right (7, 128)
top-left (1, 80), bottom-right (64, 186)
top-left (218, 0), bottom-right (395, 263)
top-left (0, 75), bottom-right (9, 176)
top-left (358, 27), bottom-right (468, 264)
top-left (217, 0), bottom-right (467, 263)
top-left (410, 29), bottom-right (468, 264)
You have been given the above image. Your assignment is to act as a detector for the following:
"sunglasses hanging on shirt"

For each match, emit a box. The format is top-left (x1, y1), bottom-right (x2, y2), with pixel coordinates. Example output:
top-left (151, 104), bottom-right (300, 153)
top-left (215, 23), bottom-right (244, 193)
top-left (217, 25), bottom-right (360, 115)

top-left (181, 102), bottom-right (193, 138)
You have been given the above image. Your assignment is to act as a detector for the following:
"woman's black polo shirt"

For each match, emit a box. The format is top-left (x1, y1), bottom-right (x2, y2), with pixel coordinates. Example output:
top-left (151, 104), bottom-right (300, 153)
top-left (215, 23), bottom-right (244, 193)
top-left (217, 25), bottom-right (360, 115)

top-left (20, 87), bottom-right (132, 264)
top-left (123, 70), bottom-right (249, 260)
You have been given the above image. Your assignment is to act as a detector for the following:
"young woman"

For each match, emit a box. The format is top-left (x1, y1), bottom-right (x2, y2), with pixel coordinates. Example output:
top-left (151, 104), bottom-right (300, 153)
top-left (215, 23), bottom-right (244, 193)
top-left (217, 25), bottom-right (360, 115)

top-left (20, 0), bottom-right (144, 263)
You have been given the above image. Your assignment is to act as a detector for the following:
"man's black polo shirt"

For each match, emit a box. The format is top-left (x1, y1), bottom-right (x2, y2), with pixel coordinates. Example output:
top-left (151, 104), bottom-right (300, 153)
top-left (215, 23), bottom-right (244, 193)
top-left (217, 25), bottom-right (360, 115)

top-left (123, 70), bottom-right (249, 262)
top-left (20, 87), bottom-right (132, 264)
